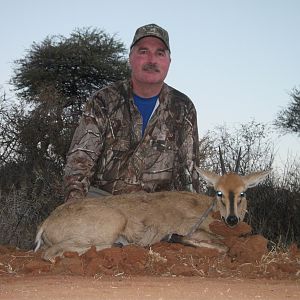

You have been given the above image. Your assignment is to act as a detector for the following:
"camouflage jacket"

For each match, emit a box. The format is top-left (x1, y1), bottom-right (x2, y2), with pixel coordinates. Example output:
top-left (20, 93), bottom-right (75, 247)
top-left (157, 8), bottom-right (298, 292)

top-left (64, 79), bottom-right (200, 201)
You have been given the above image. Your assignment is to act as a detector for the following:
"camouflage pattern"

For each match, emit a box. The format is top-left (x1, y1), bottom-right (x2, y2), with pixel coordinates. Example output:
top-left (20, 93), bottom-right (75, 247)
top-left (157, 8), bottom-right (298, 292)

top-left (64, 79), bottom-right (200, 201)
top-left (130, 24), bottom-right (170, 51)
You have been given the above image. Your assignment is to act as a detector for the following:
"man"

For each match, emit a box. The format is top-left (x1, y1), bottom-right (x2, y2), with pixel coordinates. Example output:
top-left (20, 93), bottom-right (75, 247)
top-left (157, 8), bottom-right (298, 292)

top-left (64, 23), bottom-right (200, 202)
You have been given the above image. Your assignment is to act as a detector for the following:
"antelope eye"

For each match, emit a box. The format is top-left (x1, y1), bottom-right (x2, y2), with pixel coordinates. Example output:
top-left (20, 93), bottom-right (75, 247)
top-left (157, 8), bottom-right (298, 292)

top-left (216, 191), bottom-right (223, 197)
top-left (240, 192), bottom-right (246, 197)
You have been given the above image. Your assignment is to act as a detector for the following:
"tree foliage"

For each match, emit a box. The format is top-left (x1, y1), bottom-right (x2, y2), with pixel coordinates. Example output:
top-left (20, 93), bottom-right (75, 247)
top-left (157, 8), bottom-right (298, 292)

top-left (8, 27), bottom-right (130, 168)
top-left (275, 88), bottom-right (300, 136)
top-left (200, 120), bottom-right (274, 175)
top-left (0, 90), bottom-right (23, 166)
top-left (11, 27), bottom-right (129, 108)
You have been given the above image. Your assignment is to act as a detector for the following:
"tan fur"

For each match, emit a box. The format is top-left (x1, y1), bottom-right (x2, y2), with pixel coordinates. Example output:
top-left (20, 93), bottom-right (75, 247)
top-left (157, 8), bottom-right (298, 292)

top-left (35, 169), bottom-right (270, 262)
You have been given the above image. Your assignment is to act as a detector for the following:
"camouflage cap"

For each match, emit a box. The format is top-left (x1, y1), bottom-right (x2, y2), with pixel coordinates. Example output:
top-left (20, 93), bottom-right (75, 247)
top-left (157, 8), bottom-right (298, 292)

top-left (130, 24), bottom-right (170, 52)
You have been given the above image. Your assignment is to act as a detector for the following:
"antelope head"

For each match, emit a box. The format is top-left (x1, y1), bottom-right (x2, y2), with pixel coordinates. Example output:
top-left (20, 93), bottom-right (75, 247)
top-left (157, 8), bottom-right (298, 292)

top-left (196, 148), bottom-right (270, 227)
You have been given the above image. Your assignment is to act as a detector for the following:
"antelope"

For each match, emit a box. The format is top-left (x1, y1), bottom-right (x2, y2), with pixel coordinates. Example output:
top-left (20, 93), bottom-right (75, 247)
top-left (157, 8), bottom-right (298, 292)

top-left (35, 150), bottom-right (270, 262)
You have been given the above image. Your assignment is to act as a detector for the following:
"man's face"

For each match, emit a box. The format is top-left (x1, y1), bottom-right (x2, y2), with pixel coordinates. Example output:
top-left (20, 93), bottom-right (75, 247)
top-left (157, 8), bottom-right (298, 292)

top-left (129, 36), bottom-right (171, 86)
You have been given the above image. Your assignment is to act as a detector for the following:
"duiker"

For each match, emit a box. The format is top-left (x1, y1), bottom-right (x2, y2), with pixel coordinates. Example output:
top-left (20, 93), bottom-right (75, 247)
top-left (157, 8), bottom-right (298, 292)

top-left (35, 166), bottom-right (270, 262)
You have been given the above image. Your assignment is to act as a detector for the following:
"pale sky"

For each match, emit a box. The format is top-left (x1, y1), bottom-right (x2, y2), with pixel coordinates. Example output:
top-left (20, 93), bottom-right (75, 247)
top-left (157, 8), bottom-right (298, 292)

top-left (1, 0), bottom-right (299, 168)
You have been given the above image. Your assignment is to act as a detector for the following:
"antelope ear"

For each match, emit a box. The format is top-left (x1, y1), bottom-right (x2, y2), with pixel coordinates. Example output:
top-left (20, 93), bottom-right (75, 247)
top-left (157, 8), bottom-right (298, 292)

top-left (243, 170), bottom-right (271, 189)
top-left (195, 167), bottom-right (221, 187)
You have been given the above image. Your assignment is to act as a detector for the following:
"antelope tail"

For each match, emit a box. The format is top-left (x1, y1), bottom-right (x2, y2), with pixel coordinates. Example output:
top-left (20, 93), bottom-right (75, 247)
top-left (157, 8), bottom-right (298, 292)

top-left (34, 227), bottom-right (44, 252)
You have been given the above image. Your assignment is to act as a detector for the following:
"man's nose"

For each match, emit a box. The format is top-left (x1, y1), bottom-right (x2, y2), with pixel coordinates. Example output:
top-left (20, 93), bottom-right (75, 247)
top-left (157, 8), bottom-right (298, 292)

top-left (146, 51), bottom-right (156, 62)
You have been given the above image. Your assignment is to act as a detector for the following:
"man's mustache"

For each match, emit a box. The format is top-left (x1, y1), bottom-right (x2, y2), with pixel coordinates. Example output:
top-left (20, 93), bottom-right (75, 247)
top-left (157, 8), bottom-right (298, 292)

top-left (142, 63), bottom-right (160, 72)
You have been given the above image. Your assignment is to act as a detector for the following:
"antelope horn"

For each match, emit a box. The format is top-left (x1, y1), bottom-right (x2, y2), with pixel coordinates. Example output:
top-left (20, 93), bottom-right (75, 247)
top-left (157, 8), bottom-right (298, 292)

top-left (218, 146), bottom-right (226, 175)
top-left (234, 147), bottom-right (242, 173)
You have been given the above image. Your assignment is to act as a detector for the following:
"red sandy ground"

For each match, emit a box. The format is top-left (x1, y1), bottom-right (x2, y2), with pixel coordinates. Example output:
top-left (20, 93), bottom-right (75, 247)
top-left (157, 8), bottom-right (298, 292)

top-left (1, 220), bottom-right (299, 299)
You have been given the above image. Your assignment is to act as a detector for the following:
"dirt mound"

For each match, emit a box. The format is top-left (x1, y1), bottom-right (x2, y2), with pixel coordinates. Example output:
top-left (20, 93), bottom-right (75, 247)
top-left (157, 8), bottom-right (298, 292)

top-left (1, 221), bottom-right (299, 280)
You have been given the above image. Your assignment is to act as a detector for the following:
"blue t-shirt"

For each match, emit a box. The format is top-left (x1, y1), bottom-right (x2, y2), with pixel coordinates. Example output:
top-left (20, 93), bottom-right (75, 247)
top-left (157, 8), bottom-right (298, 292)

top-left (133, 94), bottom-right (158, 135)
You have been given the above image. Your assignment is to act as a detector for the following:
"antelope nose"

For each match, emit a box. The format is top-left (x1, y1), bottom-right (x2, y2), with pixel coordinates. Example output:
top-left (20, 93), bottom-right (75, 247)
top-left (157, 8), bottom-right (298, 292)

top-left (226, 215), bottom-right (239, 227)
